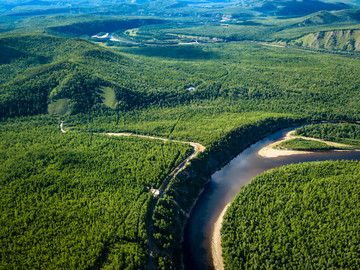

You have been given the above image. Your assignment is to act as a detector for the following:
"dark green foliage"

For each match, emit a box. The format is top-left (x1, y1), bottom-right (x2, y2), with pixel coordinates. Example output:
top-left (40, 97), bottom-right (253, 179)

top-left (0, 34), bottom-right (143, 118)
top-left (49, 69), bottom-right (103, 114)
top-left (0, 45), bottom-right (27, 64)
top-left (2, 9), bottom-right (360, 269)
top-left (124, 45), bottom-right (219, 60)
top-left (0, 60), bottom-right (75, 118)
top-left (0, 116), bottom-right (192, 269)
top-left (295, 123), bottom-right (360, 146)
top-left (47, 19), bottom-right (165, 37)
top-left (275, 137), bottom-right (339, 150)
top-left (222, 160), bottom-right (360, 269)
top-left (2, 34), bottom-right (360, 122)
top-left (153, 195), bottom-right (186, 265)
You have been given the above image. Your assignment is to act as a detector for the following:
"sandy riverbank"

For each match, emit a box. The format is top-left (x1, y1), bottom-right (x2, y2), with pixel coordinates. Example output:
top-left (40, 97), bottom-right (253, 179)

top-left (257, 130), bottom-right (312, 158)
top-left (257, 130), bottom-right (354, 158)
top-left (212, 203), bottom-right (230, 270)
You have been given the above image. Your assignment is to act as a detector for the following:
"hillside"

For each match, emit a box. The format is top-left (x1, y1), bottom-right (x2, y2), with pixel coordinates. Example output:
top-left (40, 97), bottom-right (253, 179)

top-left (289, 29), bottom-right (360, 51)
top-left (2, 33), bottom-right (360, 122)
top-left (275, 9), bottom-right (360, 52)
top-left (295, 9), bottom-right (360, 26)
top-left (0, 34), bottom-right (144, 118)
top-left (46, 18), bottom-right (165, 37)
top-left (252, 0), bottom-right (351, 16)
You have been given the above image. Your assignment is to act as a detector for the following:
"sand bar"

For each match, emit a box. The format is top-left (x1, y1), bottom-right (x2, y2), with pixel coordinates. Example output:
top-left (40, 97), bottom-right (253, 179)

top-left (258, 130), bottom-right (355, 158)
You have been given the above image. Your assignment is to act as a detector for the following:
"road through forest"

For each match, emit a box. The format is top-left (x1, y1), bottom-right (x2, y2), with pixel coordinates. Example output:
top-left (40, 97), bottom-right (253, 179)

top-left (60, 122), bottom-right (205, 269)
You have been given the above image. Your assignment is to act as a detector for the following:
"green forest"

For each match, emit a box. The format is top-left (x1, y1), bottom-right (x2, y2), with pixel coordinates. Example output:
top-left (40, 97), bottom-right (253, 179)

top-left (2, 33), bottom-right (360, 123)
top-left (1, 0), bottom-right (360, 268)
top-left (275, 138), bottom-right (341, 150)
top-left (295, 123), bottom-right (360, 147)
top-left (0, 116), bottom-right (191, 269)
top-left (222, 160), bottom-right (360, 269)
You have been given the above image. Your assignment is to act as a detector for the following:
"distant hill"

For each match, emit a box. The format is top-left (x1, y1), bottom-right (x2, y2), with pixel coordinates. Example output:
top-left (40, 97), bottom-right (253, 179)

top-left (290, 29), bottom-right (360, 51)
top-left (0, 34), bottom-right (141, 118)
top-left (2, 0), bottom-right (358, 18)
top-left (295, 9), bottom-right (360, 26)
top-left (46, 19), bottom-right (165, 37)
top-left (279, 9), bottom-right (360, 52)
top-left (250, 0), bottom-right (353, 16)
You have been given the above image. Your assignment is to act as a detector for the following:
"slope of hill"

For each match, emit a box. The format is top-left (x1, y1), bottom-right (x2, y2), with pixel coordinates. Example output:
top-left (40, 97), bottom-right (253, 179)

top-left (266, 9), bottom-right (360, 52)
top-left (253, 0), bottom-right (351, 16)
top-left (46, 18), bottom-right (165, 37)
top-left (0, 34), bottom-right (142, 118)
top-left (295, 9), bottom-right (360, 26)
top-left (290, 29), bottom-right (360, 51)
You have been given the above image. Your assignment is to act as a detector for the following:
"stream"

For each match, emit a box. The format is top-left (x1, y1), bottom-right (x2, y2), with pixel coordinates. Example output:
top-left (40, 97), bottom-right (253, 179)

top-left (182, 126), bottom-right (360, 270)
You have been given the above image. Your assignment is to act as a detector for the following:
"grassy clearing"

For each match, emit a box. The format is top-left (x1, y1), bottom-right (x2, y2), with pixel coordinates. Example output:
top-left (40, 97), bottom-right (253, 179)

top-left (125, 28), bottom-right (139, 36)
top-left (100, 86), bottom-right (117, 109)
top-left (47, 98), bottom-right (72, 116)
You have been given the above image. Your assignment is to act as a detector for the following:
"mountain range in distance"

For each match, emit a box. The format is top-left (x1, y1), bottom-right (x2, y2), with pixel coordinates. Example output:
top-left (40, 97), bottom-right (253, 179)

top-left (2, 0), bottom-right (360, 17)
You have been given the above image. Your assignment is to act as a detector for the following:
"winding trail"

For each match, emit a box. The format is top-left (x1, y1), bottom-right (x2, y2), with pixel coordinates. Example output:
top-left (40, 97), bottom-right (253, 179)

top-left (60, 122), bottom-right (205, 269)
top-left (106, 133), bottom-right (205, 269)
top-left (106, 133), bottom-right (205, 198)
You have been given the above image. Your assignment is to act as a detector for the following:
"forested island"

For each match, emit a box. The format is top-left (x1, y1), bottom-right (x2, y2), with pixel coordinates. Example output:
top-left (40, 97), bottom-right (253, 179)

top-left (1, 0), bottom-right (360, 269)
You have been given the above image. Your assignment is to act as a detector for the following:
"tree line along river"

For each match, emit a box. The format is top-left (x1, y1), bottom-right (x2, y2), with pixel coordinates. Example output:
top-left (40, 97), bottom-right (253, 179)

top-left (182, 126), bottom-right (360, 270)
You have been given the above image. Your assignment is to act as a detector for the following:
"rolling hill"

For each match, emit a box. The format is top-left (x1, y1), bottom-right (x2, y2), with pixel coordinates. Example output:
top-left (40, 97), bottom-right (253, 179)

top-left (0, 34), bottom-right (142, 118)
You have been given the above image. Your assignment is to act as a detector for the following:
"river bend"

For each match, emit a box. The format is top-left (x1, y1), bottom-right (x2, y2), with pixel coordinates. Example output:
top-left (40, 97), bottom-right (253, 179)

top-left (182, 126), bottom-right (360, 270)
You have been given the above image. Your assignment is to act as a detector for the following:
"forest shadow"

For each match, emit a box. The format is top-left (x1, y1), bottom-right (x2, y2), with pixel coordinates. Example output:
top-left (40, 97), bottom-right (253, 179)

top-left (0, 45), bottom-right (27, 64)
top-left (123, 45), bottom-right (218, 60)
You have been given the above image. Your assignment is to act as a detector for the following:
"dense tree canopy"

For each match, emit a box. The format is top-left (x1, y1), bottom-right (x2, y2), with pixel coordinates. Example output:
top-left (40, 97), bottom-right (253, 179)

top-left (295, 123), bottom-right (360, 147)
top-left (2, 9), bottom-right (360, 269)
top-left (0, 116), bottom-right (192, 269)
top-left (222, 160), bottom-right (360, 269)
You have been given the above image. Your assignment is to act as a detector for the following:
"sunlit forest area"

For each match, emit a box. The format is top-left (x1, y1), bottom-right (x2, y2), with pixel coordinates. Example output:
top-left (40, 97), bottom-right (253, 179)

top-left (0, 116), bottom-right (191, 269)
top-left (222, 160), bottom-right (360, 269)
top-left (295, 123), bottom-right (360, 147)
top-left (1, 0), bottom-right (360, 268)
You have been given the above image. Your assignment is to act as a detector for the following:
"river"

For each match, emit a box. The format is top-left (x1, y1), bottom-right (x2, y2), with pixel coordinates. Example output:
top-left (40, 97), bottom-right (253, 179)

top-left (182, 126), bottom-right (360, 270)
